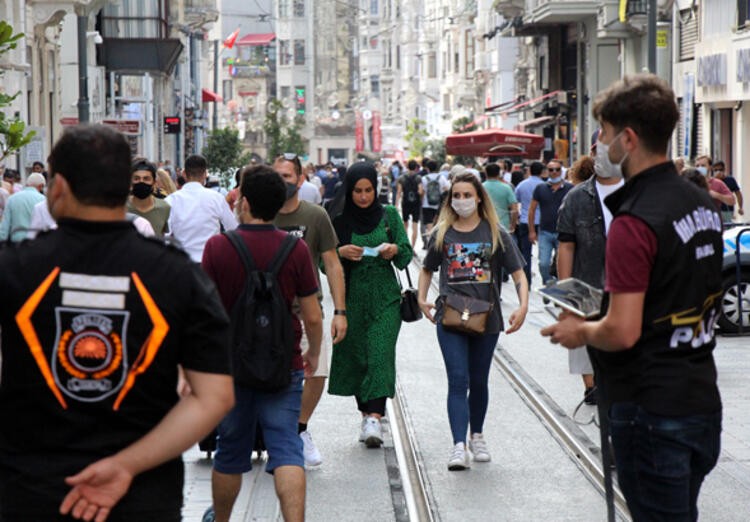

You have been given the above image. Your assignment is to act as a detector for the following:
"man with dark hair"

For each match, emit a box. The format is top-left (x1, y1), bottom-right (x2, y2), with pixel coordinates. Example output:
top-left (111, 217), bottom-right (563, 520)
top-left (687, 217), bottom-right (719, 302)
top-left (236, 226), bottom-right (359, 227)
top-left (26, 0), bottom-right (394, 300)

top-left (695, 155), bottom-right (734, 214)
top-left (165, 154), bottom-right (237, 262)
top-left (127, 159), bottom-right (170, 236)
top-left (556, 151), bottom-right (624, 405)
top-left (397, 159), bottom-right (423, 246)
top-left (0, 124), bottom-right (234, 521)
top-left (514, 160), bottom-right (546, 284)
top-left (528, 160), bottom-right (573, 284)
top-left (712, 160), bottom-right (743, 222)
top-left (202, 165), bottom-right (322, 522)
top-left (483, 162), bottom-right (518, 233)
top-left (543, 74), bottom-right (724, 521)
top-left (273, 154), bottom-right (347, 468)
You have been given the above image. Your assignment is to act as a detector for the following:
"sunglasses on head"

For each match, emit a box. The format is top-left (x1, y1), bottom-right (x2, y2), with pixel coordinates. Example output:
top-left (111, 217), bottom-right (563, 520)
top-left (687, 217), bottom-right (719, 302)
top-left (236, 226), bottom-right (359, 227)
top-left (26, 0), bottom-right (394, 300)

top-left (282, 153), bottom-right (299, 161)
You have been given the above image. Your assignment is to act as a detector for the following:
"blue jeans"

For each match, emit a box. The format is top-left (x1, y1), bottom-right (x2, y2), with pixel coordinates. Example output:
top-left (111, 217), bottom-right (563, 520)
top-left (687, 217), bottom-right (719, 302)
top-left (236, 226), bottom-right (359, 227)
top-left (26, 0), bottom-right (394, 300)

top-left (609, 403), bottom-right (722, 521)
top-left (537, 229), bottom-right (558, 284)
top-left (214, 370), bottom-right (305, 474)
top-left (516, 223), bottom-right (535, 285)
top-left (436, 323), bottom-right (500, 444)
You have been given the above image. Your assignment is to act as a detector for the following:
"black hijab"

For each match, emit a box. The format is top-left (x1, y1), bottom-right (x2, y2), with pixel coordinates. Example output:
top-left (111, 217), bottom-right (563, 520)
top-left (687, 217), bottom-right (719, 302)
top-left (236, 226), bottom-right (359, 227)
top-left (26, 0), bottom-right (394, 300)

top-left (332, 162), bottom-right (384, 245)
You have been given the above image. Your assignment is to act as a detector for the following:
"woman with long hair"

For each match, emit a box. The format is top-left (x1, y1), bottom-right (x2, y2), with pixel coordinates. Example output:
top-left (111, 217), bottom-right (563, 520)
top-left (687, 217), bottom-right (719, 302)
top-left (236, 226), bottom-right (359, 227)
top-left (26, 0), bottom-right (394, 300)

top-left (418, 172), bottom-right (529, 470)
top-left (329, 162), bottom-right (413, 447)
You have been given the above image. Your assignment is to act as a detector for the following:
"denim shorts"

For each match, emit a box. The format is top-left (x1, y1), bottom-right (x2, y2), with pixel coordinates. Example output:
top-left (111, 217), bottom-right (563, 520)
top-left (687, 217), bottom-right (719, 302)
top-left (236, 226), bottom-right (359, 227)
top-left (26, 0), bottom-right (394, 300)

top-left (214, 370), bottom-right (304, 475)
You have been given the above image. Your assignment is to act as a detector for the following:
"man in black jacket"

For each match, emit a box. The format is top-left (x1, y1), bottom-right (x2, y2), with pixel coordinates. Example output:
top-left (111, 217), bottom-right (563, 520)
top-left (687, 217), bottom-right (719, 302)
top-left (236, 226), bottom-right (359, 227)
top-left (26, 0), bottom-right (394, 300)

top-left (542, 74), bottom-right (723, 521)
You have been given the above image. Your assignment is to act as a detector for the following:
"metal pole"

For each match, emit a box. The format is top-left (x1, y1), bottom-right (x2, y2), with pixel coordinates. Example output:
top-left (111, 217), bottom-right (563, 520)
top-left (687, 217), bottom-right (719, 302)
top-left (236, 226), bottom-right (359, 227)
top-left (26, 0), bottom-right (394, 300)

top-left (213, 40), bottom-right (219, 130)
top-left (648, 0), bottom-right (657, 73)
top-left (77, 15), bottom-right (90, 123)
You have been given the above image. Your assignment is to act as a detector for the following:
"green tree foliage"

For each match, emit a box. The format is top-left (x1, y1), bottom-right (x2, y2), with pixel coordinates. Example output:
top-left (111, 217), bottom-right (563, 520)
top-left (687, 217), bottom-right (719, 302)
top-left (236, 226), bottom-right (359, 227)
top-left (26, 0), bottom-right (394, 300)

top-left (0, 22), bottom-right (34, 162)
top-left (423, 138), bottom-right (446, 165)
top-left (263, 100), bottom-right (306, 160)
top-left (202, 128), bottom-right (251, 187)
top-left (404, 118), bottom-right (428, 158)
top-left (451, 116), bottom-right (474, 134)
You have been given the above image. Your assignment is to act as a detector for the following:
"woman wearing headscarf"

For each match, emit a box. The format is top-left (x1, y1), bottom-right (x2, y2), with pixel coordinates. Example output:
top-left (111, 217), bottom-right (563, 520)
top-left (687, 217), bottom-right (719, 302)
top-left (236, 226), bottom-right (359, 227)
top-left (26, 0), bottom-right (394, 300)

top-left (329, 162), bottom-right (413, 448)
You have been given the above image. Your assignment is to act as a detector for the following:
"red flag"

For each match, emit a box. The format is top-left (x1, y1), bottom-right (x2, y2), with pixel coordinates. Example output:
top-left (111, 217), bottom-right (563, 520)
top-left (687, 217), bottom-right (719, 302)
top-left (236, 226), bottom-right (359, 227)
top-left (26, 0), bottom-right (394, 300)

top-left (223, 29), bottom-right (240, 49)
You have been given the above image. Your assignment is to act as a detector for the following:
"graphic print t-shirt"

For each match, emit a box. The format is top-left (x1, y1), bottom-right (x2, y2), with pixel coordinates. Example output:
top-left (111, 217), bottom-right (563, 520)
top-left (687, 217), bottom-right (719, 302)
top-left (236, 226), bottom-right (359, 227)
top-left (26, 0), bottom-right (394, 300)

top-left (423, 221), bottom-right (524, 333)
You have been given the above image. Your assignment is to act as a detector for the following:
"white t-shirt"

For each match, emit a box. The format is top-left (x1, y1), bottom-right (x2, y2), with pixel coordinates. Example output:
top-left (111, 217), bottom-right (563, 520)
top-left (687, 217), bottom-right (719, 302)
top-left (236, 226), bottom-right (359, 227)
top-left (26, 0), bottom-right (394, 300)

top-left (595, 178), bottom-right (625, 235)
top-left (298, 180), bottom-right (322, 205)
top-left (165, 181), bottom-right (238, 262)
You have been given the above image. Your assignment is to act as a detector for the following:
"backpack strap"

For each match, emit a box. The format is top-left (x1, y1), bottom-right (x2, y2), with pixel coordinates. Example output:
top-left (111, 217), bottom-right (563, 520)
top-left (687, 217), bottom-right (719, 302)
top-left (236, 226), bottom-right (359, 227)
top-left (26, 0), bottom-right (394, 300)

top-left (224, 230), bottom-right (257, 272)
top-left (268, 234), bottom-right (299, 277)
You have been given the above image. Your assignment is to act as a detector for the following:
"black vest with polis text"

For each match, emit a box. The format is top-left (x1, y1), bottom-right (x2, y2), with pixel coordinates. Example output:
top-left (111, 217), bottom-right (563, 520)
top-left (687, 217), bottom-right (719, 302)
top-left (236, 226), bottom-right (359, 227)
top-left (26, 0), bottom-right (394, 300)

top-left (596, 162), bottom-right (722, 416)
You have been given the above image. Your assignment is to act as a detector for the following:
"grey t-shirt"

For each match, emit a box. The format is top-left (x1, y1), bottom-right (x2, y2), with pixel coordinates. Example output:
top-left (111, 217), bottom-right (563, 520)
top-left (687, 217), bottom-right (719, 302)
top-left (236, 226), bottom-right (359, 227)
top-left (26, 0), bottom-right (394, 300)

top-left (423, 221), bottom-right (524, 333)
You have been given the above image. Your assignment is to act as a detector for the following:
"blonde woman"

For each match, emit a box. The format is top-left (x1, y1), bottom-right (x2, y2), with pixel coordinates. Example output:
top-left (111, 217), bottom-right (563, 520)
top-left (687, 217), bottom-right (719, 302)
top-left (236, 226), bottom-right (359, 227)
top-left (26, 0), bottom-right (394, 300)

top-left (417, 172), bottom-right (529, 470)
top-left (155, 168), bottom-right (177, 197)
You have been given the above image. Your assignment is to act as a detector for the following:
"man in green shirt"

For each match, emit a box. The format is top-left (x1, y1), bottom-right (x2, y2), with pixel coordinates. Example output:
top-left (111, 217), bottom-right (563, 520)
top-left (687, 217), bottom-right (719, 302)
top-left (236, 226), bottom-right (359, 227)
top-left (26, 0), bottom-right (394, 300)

top-left (483, 162), bottom-right (518, 232)
top-left (273, 154), bottom-right (347, 468)
top-left (127, 160), bottom-right (170, 237)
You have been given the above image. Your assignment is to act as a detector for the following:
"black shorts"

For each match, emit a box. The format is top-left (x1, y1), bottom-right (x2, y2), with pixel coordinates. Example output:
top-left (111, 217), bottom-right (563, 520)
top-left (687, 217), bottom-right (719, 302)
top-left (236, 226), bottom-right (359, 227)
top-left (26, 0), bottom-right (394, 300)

top-left (402, 205), bottom-right (421, 223)
top-left (421, 207), bottom-right (438, 224)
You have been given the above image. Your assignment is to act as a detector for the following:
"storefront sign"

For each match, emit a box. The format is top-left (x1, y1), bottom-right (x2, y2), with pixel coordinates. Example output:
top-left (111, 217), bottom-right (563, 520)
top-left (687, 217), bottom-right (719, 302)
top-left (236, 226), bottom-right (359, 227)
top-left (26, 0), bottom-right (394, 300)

top-left (101, 119), bottom-right (141, 136)
top-left (697, 53), bottom-right (727, 87)
top-left (737, 48), bottom-right (750, 83)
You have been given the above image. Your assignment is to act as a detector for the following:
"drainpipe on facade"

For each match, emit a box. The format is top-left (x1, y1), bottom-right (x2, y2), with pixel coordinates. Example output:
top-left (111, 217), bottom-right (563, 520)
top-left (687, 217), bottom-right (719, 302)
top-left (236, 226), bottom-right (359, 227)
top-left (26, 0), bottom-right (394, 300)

top-left (77, 15), bottom-right (90, 123)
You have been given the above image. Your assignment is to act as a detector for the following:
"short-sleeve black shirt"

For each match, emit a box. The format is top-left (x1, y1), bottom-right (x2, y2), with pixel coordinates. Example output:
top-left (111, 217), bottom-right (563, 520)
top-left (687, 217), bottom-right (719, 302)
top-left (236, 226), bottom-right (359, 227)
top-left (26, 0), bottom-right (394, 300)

top-left (0, 219), bottom-right (231, 518)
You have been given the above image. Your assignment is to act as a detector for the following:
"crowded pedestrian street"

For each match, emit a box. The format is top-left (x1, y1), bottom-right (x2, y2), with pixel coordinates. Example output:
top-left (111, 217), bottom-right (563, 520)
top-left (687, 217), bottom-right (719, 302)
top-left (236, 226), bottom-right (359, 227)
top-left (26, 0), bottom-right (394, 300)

top-left (177, 245), bottom-right (750, 521)
top-left (3, 1), bottom-right (750, 521)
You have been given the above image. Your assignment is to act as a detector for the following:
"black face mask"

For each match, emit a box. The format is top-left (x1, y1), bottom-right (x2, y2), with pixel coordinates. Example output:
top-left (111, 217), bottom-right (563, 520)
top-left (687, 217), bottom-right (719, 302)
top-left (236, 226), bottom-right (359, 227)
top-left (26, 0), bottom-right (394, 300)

top-left (132, 182), bottom-right (153, 199)
top-left (286, 182), bottom-right (299, 200)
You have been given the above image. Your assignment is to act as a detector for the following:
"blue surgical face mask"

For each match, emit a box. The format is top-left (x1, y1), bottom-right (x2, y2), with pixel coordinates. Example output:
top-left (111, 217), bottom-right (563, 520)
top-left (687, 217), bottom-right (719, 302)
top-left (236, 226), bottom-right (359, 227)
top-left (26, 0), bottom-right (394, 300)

top-left (696, 166), bottom-right (708, 176)
top-left (547, 176), bottom-right (562, 184)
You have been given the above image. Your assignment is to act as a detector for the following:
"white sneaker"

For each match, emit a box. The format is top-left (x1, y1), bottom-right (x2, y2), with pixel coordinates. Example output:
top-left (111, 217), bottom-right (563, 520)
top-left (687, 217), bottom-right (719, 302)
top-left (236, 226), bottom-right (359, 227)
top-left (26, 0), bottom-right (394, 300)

top-left (447, 442), bottom-right (470, 471)
top-left (358, 417), bottom-right (367, 442)
top-left (468, 433), bottom-right (491, 463)
top-left (300, 430), bottom-right (322, 467)
top-left (362, 416), bottom-right (383, 448)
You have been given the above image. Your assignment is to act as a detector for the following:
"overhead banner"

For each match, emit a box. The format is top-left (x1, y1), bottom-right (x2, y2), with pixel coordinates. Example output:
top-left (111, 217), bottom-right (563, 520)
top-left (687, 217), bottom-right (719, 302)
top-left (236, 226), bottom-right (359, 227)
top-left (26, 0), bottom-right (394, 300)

top-left (355, 111), bottom-right (364, 152)
top-left (372, 111), bottom-right (382, 153)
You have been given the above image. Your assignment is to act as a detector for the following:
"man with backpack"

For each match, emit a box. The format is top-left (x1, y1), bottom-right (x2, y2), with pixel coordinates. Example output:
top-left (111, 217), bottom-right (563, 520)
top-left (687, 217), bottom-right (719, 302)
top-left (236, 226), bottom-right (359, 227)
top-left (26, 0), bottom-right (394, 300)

top-left (396, 159), bottom-right (423, 247)
top-left (202, 165), bottom-right (323, 522)
top-left (420, 159), bottom-right (449, 247)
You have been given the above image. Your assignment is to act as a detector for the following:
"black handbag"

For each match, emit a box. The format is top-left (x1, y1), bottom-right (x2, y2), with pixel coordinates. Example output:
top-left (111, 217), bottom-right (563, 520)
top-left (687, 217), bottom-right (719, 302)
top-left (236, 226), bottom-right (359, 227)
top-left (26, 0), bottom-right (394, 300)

top-left (397, 265), bottom-right (422, 322)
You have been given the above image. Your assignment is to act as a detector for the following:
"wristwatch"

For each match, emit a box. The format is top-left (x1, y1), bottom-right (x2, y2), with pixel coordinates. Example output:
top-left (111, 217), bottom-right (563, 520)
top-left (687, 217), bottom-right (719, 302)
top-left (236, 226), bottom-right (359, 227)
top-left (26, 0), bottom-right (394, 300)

top-left (334, 309), bottom-right (347, 316)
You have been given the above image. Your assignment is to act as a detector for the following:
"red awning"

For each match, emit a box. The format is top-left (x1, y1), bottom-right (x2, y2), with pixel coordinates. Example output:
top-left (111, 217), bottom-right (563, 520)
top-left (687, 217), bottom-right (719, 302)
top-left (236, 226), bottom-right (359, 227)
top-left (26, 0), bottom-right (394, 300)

top-left (445, 128), bottom-right (545, 158)
top-left (236, 33), bottom-right (276, 47)
top-left (202, 88), bottom-right (223, 103)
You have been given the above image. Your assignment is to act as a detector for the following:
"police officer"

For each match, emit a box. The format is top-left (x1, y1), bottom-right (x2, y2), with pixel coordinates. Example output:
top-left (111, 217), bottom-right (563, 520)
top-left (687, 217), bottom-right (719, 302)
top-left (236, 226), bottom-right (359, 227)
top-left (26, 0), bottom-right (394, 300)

top-left (542, 74), bottom-right (723, 521)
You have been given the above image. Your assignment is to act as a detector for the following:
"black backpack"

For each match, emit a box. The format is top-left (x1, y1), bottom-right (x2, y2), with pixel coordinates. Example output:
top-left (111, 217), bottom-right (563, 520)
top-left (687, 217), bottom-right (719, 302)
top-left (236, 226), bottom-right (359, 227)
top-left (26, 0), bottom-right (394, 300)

top-left (224, 231), bottom-right (299, 391)
top-left (404, 174), bottom-right (420, 204)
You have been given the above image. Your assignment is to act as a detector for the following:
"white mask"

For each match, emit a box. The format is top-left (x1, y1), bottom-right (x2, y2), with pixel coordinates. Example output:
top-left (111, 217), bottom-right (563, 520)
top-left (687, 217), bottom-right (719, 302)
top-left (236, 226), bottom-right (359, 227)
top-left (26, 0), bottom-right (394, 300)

top-left (594, 132), bottom-right (627, 180)
top-left (451, 198), bottom-right (477, 218)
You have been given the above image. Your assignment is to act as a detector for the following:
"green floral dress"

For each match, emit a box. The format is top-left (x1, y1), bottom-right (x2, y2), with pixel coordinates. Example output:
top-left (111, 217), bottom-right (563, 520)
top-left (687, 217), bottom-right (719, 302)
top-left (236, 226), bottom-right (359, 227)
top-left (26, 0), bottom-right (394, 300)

top-left (328, 205), bottom-right (413, 402)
